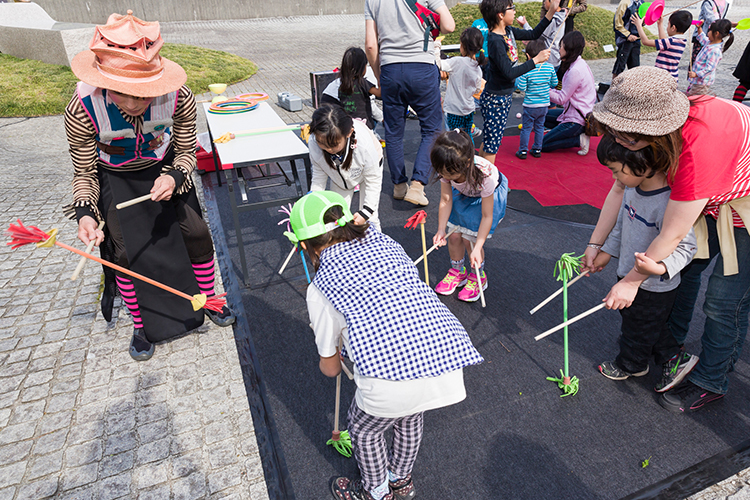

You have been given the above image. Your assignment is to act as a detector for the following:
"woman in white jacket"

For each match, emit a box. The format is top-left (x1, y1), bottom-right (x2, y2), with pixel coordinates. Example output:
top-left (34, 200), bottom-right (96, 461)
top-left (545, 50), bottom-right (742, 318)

top-left (308, 103), bottom-right (384, 229)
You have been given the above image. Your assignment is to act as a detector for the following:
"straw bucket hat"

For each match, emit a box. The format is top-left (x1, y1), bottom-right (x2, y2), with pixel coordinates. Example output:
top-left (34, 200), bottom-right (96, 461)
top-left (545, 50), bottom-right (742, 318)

top-left (71, 10), bottom-right (186, 98)
top-left (592, 66), bottom-right (690, 137)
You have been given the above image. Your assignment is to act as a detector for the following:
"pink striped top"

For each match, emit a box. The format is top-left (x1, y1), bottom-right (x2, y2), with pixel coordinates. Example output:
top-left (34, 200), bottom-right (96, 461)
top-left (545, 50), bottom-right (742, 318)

top-left (669, 97), bottom-right (750, 228)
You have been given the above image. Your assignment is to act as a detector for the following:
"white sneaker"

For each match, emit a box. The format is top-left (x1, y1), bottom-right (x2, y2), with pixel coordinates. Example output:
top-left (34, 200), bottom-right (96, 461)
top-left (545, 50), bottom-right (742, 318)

top-left (578, 133), bottom-right (590, 156)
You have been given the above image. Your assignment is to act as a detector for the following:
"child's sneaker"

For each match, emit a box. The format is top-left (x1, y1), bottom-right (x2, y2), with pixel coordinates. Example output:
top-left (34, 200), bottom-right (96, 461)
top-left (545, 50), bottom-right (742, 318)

top-left (457, 271), bottom-right (487, 302)
top-left (389, 474), bottom-right (416, 500)
top-left (435, 267), bottom-right (468, 296)
top-left (655, 350), bottom-right (699, 393)
top-left (598, 360), bottom-right (648, 381)
top-left (331, 477), bottom-right (393, 500)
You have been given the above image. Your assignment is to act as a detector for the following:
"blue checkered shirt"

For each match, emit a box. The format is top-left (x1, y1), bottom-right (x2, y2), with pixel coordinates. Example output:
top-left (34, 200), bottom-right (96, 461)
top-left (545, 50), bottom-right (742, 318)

top-left (313, 228), bottom-right (484, 380)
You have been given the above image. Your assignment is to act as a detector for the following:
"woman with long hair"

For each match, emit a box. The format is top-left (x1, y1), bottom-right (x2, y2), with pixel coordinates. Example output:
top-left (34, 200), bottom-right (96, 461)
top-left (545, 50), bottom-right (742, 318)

top-left (540, 31), bottom-right (596, 154)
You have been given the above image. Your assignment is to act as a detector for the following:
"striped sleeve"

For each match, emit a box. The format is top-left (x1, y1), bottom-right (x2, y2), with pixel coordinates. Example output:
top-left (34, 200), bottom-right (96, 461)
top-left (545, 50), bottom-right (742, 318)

top-left (63, 94), bottom-right (102, 221)
top-left (161, 85), bottom-right (197, 195)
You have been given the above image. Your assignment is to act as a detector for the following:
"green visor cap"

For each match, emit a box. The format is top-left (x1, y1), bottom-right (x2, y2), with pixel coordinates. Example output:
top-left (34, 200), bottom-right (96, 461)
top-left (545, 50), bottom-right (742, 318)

top-left (283, 191), bottom-right (354, 244)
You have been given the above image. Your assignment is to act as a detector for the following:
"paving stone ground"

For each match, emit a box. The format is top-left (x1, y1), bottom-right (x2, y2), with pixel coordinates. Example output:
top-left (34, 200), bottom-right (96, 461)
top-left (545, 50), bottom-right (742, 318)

top-left (0, 116), bottom-right (268, 498)
top-left (2, 5), bottom-right (750, 499)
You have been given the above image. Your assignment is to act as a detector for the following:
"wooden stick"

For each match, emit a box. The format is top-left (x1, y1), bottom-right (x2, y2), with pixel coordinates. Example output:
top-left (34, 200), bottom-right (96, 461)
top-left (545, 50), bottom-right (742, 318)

top-left (664, 0), bottom-right (702, 16)
top-left (340, 360), bottom-right (354, 380)
top-left (333, 338), bottom-right (344, 433)
top-left (414, 227), bottom-right (458, 265)
top-left (419, 222), bottom-right (429, 286)
top-left (469, 241), bottom-right (486, 308)
top-left (70, 221), bottom-right (105, 281)
top-left (534, 303), bottom-right (606, 341)
top-left (278, 245), bottom-right (297, 275)
top-left (529, 270), bottom-right (589, 315)
top-left (116, 194), bottom-right (152, 210)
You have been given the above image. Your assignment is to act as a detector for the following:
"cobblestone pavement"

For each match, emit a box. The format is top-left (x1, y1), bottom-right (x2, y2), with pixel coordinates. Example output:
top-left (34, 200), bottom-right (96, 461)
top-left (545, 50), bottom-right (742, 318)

top-left (0, 116), bottom-right (268, 498)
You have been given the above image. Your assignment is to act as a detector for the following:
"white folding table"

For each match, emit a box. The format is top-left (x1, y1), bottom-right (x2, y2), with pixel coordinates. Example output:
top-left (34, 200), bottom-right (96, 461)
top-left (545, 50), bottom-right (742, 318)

top-left (203, 101), bottom-right (311, 285)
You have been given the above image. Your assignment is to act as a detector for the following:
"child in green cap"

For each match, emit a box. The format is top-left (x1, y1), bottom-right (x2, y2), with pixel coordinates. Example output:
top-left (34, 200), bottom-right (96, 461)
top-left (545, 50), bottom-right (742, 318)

top-left (286, 191), bottom-right (483, 500)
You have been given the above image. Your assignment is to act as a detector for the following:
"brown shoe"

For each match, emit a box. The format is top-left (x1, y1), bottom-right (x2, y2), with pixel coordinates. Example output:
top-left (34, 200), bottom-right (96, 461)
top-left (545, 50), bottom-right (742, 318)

top-left (403, 181), bottom-right (428, 206)
top-left (393, 183), bottom-right (408, 200)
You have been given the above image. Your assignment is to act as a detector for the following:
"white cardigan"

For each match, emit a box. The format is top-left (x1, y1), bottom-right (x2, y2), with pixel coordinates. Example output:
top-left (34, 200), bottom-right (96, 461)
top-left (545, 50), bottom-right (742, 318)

top-left (309, 120), bottom-right (384, 227)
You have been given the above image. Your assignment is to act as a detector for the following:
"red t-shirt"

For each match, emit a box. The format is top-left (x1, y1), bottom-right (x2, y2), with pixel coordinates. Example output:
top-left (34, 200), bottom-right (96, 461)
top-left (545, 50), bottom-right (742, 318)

top-left (669, 96), bottom-right (750, 227)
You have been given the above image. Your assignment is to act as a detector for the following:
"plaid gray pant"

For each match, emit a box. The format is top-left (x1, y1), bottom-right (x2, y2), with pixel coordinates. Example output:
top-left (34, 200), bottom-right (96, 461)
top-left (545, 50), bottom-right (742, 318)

top-left (347, 399), bottom-right (424, 491)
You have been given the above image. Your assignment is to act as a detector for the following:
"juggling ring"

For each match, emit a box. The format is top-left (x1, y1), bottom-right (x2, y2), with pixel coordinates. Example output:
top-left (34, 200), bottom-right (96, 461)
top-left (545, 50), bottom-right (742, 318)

top-left (208, 99), bottom-right (259, 114)
top-left (236, 92), bottom-right (270, 101)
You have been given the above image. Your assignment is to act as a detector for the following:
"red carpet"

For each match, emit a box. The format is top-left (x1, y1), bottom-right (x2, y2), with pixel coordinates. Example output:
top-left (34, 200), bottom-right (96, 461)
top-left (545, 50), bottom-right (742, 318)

top-left (494, 135), bottom-right (612, 209)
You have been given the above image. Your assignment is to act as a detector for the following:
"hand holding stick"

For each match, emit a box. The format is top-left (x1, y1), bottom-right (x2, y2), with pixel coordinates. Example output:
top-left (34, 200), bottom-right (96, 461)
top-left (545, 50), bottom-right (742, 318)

top-left (70, 221), bottom-right (105, 280)
top-left (529, 270), bottom-right (589, 315)
top-left (535, 303), bottom-right (606, 341)
top-left (116, 194), bottom-right (153, 210)
top-left (414, 227), bottom-right (458, 265)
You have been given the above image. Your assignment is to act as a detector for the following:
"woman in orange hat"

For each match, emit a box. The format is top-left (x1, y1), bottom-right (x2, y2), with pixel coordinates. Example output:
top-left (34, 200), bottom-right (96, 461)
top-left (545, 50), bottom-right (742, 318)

top-left (63, 11), bottom-right (234, 361)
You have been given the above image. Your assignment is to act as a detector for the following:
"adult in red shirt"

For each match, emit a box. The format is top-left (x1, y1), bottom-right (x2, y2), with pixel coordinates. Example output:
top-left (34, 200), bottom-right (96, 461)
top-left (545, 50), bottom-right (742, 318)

top-left (584, 67), bottom-right (750, 413)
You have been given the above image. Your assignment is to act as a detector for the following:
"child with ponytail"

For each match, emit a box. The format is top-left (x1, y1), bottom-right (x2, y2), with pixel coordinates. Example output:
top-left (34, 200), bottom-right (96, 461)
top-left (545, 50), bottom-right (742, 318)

top-left (688, 18), bottom-right (734, 95)
top-left (431, 130), bottom-right (508, 302)
top-left (434, 27), bottom-right (486, 135)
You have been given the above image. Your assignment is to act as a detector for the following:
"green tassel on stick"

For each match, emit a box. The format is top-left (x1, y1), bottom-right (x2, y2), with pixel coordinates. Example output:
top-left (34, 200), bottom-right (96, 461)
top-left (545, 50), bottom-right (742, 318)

top-left (327, 339), bottom-right (352, 457)
top-left (546, 253), bottom-right (583, 397)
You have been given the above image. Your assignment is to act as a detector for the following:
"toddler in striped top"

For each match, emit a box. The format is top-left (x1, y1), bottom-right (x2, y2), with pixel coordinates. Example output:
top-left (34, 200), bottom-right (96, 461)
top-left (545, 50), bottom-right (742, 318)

top-left (632, 11), bottom-right (692, 83)
top-left (514, 39), bottom-right (558, 159)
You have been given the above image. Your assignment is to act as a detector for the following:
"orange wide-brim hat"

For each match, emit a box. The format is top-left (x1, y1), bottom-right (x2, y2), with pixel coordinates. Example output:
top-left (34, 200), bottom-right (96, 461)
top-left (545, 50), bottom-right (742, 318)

top-left (71, 10), bottom-right (186, 98)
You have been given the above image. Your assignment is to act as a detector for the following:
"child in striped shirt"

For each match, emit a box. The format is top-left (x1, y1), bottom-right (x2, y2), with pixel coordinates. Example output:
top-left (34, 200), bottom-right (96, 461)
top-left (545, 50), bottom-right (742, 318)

top-left (631, 11), bottom-right (692, 83)
top-left (688, 19), bottom-right (734, 95)
top-left (514, 39), bottom-right (558, 159)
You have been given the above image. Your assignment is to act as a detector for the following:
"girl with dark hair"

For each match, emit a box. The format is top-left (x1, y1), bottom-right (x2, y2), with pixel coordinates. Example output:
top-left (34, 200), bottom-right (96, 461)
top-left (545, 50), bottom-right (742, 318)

top-left (431, 130), bottom-right (508, 302)
top-left (477, 0), bottom-right (558, 165)
top-left (687, 19), bottom-right (734, 96)
top-left (433, 27), bottom-right (486, 135)
top-left (288, 191), bottom-right (483, 500)
top-left (541, 31), bottom-right (596, 154)
top-left (308, 103), bottom-right (384, 229)
top-left (338, 47), bottom-right (381, 129)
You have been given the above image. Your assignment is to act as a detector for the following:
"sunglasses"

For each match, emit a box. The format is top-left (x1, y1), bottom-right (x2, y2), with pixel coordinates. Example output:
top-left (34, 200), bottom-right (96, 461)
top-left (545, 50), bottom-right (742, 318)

top-left (504, 4), bottom-right (517, 11)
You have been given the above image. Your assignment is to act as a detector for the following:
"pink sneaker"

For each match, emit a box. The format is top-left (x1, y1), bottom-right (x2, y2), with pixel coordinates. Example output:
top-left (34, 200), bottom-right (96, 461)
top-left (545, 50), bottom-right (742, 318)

top-left (458, 271), bottom-right (487, 302)
top-left (435, 267), bottom-right (468, 295)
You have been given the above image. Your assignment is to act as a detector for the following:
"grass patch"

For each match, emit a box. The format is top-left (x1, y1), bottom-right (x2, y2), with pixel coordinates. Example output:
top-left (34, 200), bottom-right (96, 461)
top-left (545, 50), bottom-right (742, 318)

top-left (0, 43), bottom-right (257, 117)
top-left (445, 2), bottom-right (655, 61)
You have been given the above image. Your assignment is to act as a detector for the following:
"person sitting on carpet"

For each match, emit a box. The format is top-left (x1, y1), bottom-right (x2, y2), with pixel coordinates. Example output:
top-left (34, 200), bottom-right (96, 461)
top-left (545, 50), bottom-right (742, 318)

top-left (541, 31), bottom-right (596, 155)
top-left (432, 130), bottom-right (508, 302)
top-left (433, 27), bottom-right (485, 137)
top-left (308, 103), bottom-right (384, 230)
top-left (289, 191), bottom-right (483, 500)
top-left (592, 135), bottom-right (698, 392)
top-left (63, 10), bottom-right (235, 361)
top-left (514, 39), bottom-right (558, 159)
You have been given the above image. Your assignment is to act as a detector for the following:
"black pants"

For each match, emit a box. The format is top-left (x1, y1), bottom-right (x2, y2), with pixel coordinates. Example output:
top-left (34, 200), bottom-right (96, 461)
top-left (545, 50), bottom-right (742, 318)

top-left (106, 188), bottom-right (214, 269)
top-left (615, 283), bottom-right (681, 373)
top-left (612, 40), bottom-right (640, 76)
